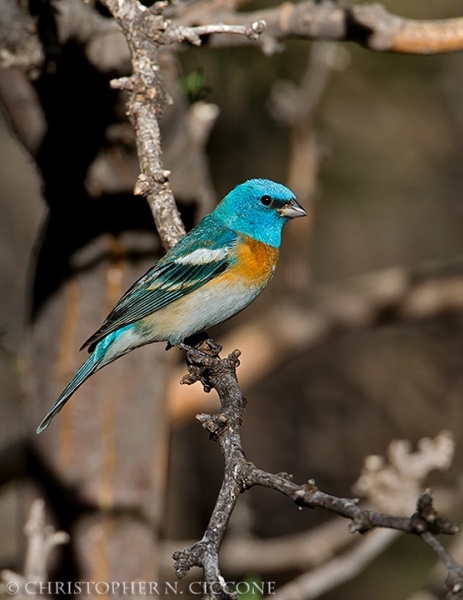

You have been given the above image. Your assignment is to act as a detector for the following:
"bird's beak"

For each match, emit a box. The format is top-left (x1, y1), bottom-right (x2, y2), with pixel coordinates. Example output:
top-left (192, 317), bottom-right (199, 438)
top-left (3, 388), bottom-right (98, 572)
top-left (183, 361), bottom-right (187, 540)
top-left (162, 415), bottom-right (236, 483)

top-left (278, 198), bottom-right (308, 219)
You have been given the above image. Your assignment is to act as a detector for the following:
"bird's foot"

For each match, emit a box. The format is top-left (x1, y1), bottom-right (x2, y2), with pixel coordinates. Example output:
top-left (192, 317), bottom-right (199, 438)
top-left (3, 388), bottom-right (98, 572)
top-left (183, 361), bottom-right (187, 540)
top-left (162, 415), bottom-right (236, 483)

top-left (178, 341), bottom-right (221, 361)
top-left (178, 342), bottom-right (211, 360)
top-left (179, 333), bottom-right (222, 359)
top-left (175, 335), bottom-right (223, 392)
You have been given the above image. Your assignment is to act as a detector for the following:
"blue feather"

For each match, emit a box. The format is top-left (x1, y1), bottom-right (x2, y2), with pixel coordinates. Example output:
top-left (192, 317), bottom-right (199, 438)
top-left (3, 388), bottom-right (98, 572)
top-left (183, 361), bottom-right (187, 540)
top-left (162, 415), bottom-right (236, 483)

top-left (36, 326), bottom-right (135, 433)
top-left (213, 179), bottom-right (296, 247)
top-left (36, 353), bottom-right (100, 433)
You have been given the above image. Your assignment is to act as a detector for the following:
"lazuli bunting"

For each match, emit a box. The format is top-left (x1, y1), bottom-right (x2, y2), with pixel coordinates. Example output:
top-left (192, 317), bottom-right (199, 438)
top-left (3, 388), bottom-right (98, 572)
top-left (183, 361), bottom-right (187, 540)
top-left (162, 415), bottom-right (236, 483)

top-left (37, 179), bottom-right (306, 433)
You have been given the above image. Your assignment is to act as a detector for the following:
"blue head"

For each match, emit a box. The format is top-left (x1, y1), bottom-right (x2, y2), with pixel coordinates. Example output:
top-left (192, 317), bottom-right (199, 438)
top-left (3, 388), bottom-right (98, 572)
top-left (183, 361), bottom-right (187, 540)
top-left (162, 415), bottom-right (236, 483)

top-left (213, 179), bottom-right (307, 247)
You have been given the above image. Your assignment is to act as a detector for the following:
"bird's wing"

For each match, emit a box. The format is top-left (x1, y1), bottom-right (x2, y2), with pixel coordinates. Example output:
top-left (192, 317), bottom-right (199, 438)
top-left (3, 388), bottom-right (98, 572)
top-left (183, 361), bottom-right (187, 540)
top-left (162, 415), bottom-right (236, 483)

top-left (82, 219), bottom-right (238, 351)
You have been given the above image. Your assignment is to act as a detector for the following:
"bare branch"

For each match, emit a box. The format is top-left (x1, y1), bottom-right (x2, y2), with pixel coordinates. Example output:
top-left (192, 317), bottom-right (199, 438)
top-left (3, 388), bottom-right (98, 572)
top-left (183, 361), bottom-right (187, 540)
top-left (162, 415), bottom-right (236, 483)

top-left (182, 2), bottom-right (463, 55)
top-left (350, 4), bottom-right (463, 54)
top-left (162, 431), bottom-right (459, 580)
top-left (1, 499), bottom-right (69, 599)
top-left (166, 19), bottom-right (266, 46)
top-left (171, 343), bottom-right (463, 599)
top-left (3, 0), bottom-right (463, 87)
top-left (173, 343), bottom-right (245, 599)
top-left (102, 0), bottom-right (185, 248)
top-left (23, 499), bottom-right (69, 582)
top-left (422, 531), bottom-right (463, 592)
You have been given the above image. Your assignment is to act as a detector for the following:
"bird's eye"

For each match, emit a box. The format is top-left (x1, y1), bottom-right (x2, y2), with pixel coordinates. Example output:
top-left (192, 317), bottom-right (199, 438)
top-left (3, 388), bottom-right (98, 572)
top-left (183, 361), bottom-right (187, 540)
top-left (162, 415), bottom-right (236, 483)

top-left (260, 195), bottom-right (272, 206)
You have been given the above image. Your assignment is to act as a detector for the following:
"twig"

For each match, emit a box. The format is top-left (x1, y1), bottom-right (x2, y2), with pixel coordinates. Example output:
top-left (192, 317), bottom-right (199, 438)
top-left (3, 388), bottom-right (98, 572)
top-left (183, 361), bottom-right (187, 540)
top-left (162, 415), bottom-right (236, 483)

top-left (1, 499), bottom-right (69, 599)
top-left (23, 499), bottom-right (69, 582)
top-left (421, 533), bottom-right (463, 599)
top-left (165, 20), bottom-right (266, 46)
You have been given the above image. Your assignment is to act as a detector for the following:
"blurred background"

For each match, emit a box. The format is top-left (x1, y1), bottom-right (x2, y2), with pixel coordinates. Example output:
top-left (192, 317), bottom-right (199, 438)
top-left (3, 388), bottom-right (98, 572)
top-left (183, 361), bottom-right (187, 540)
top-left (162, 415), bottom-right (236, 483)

top-left (1, 0), bottom-right (463, 598)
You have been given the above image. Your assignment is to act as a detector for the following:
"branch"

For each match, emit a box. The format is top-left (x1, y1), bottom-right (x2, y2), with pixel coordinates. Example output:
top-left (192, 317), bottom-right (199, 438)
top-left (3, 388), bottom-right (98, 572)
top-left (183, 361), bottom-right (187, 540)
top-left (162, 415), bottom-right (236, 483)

top-left (171, 345), bottom-right (463, 599)
top-left (165, 20), bottom-right (266, 46)
top-left (3, 0), bottom-right (463, 89)
top-left (54, 1), bottom-right (463, 56)
top-left (161, 432), bottom-right (459, 580)
top-left (349, 4), bottom-right (463, 54)
top-left (173, 342), bottom-right (246, 597)
top-left (102, 0), bottom-right (185, 249)
top-left (422, 532), bottom-right (463, 598)
top-left (1, 499), bottom-right (69, 598)
top-left (178, 2), bottom-right (463, 55)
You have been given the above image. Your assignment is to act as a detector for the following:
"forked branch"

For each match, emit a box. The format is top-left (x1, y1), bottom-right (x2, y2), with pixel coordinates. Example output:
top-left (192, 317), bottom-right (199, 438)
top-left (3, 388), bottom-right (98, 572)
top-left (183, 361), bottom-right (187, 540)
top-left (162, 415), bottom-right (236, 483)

top-left (172, 343), bottom-right (463, 600)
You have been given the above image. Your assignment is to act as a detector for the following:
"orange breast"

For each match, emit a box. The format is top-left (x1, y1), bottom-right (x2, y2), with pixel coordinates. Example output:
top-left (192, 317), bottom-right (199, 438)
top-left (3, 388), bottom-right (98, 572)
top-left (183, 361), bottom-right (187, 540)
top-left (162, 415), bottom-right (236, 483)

top-left (221, 235), bottom-right (280, 286)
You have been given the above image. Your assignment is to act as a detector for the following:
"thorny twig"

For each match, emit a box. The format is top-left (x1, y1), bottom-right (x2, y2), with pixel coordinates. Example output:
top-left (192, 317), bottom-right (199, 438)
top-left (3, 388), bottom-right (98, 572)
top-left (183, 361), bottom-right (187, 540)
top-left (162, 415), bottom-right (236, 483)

top-left (172, 344), bottom-right (463, 600)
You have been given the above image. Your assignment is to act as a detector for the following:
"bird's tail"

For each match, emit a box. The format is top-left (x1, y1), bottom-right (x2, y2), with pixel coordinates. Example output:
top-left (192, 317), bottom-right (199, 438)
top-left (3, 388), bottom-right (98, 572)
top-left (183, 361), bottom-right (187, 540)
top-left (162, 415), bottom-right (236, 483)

top-left (36, 353), bottom-right (102, 434)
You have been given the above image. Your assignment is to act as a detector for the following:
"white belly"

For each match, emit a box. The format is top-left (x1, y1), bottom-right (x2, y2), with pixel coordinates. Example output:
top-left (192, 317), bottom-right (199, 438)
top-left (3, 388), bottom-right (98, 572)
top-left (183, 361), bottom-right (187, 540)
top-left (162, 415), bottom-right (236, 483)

top-left (139, 278), bottom-right (263, 345)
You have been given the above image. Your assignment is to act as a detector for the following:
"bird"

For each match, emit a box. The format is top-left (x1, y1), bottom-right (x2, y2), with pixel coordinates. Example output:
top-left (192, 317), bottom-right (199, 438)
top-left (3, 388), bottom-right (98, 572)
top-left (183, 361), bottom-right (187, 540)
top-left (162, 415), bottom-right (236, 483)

top-left (36, 178), bottom-right (307, 433)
